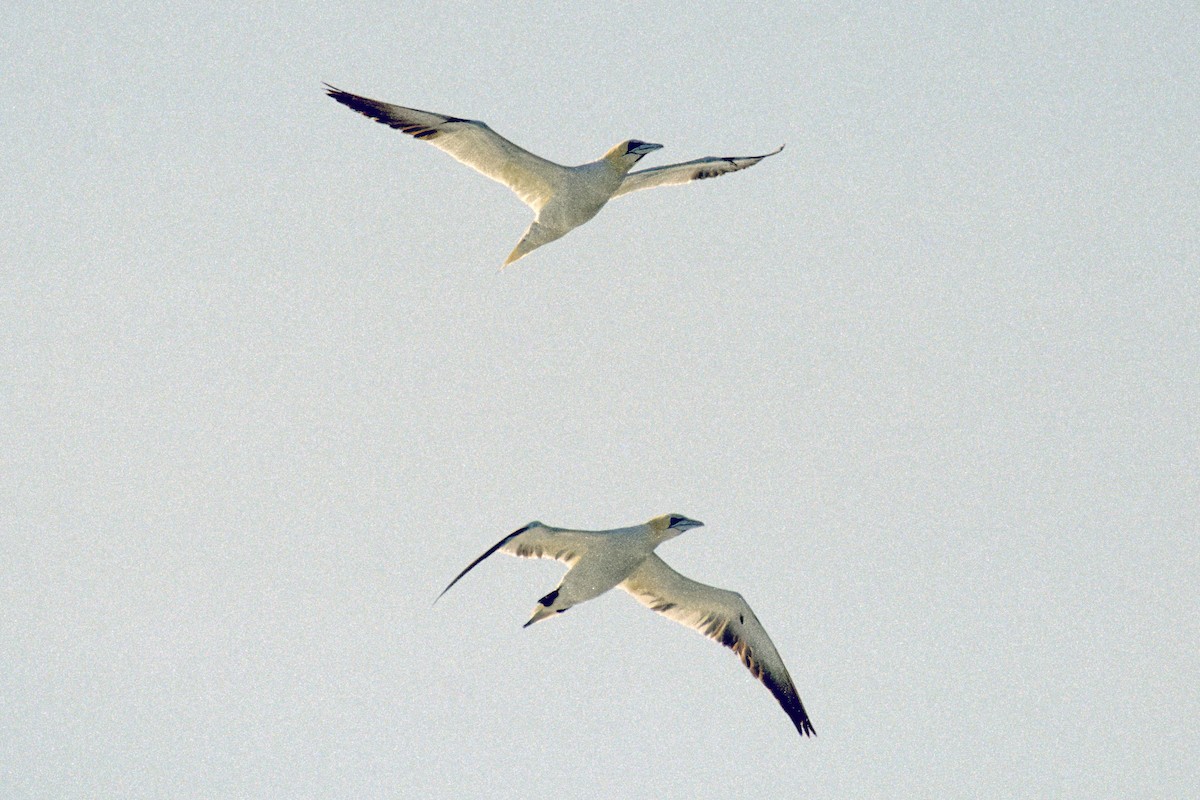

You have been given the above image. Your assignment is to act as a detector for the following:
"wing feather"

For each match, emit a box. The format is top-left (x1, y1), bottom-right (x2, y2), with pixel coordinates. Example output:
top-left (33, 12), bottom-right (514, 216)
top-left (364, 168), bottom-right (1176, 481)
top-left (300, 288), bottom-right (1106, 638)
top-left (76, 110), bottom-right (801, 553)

top-left (436, 524), bottom-right (589, 603)
top-left (612, 145), bottom-right (784, 199)
top-left (620, 553), bottom-right (815, 737)
top-left (325, 84), bottom-right (563, 211)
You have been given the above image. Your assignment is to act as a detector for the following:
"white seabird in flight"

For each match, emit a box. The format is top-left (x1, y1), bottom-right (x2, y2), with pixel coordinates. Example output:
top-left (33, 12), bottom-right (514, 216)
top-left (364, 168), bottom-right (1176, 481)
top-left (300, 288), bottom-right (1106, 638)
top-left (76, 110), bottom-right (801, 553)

top-left (436, 514), bottom-right (816, 738)
top-left (324, 84), bottom-right (783, 267)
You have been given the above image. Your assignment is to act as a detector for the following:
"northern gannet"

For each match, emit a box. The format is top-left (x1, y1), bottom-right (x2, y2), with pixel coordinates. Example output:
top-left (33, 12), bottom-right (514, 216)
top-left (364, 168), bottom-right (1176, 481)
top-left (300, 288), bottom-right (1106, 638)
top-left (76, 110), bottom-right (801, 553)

top-left (324, 85), bottom-right (784, 267)
top-left (436, 514), bottom-right (816, 738)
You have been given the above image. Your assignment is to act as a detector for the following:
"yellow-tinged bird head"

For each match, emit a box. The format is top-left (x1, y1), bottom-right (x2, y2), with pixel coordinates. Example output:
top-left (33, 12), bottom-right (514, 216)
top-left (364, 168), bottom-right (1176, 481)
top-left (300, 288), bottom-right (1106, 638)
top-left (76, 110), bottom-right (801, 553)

top-left (603, 139), bottom-right (664, 169)
top-left (649, 513), bottom-right (705, 541)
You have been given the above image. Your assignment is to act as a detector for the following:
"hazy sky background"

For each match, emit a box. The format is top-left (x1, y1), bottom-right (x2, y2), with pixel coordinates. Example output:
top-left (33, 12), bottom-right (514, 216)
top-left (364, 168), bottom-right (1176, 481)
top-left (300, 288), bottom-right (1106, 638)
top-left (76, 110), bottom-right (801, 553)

top-left (3, 2), bottom-right (1197, 798)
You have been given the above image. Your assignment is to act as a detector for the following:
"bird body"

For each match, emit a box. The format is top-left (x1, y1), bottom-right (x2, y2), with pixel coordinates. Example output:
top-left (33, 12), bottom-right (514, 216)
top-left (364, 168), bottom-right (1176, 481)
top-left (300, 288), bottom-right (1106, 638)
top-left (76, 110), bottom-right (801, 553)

top-left (324, 84), bottom-right (783, 266)
top-left (522, 523), bottom-right (656, 627)
top-left (502, 150), bottom-right (633, 266)
top-left (437, 514), bottom-right (816, 738)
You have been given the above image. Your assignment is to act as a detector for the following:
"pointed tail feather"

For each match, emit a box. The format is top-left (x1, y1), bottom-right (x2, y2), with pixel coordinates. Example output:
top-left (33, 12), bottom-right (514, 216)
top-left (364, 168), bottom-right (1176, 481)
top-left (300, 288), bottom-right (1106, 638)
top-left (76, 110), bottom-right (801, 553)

top-left (502, 221), bottom-right (564, 268)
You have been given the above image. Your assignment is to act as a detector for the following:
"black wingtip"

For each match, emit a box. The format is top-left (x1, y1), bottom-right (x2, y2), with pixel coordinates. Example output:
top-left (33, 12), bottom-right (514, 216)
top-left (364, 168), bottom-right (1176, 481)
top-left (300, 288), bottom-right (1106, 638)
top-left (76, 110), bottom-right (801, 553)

top-left (785, 696), bottom-right (816, 738)
top-left (433, 523), bottom-right (536, 605)
top-left (788, 701), bottom-right (816, 737)
top-left (432, 576), bottom-right (458, 606)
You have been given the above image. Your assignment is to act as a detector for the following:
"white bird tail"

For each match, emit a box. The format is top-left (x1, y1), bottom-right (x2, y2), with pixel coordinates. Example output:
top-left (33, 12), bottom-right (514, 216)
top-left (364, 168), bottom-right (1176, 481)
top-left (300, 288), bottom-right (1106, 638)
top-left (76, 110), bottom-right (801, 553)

top-left (523, 586), bottom-right (569, 627)
top-left (503, 221), bottom-right (564, 267)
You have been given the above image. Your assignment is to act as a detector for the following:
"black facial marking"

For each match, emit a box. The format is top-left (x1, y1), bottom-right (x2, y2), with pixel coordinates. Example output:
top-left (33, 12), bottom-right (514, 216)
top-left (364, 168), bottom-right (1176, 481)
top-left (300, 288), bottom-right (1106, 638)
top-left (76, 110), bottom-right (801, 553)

top-left (538, 589), bottom-right (560, 607)
top-left (668, 515), bottom-right (684, 527)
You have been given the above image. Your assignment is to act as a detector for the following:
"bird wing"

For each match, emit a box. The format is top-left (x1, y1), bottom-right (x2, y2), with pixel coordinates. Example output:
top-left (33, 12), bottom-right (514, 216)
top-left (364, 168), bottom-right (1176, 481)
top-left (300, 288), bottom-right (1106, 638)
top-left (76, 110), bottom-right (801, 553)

top-left (611, 145), bottom-right (784, 199)
top-left (436, 524), bottom-right (591, 603)
top-left (619, 553), bottom-right (815, 737)
top-left (325, 84), bottom-right (563, 211)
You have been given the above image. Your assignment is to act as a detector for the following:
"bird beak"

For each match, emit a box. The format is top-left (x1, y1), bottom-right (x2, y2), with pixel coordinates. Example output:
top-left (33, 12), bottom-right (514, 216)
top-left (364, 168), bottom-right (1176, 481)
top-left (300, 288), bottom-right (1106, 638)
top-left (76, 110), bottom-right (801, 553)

top-left (632, 142), bottom-right (664, 156)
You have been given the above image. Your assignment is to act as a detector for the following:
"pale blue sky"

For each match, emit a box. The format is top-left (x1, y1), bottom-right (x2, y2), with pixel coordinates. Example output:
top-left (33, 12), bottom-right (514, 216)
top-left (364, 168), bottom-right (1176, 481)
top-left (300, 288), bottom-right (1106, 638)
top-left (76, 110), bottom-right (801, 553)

top-left (3, 2), bottom-right (1198, 798)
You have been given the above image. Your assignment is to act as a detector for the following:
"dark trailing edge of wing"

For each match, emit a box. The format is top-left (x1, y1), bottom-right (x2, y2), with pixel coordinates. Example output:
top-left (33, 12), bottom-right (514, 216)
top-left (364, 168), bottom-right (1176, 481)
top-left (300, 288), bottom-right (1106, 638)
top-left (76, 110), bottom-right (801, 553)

top-left (711, 615), bottom-right (816, 738)
top-left (764, 669), bottom-right (817, 738)
top-left (434, 523), bottom-right (533, 604)
top-left (323, 83), bottom-right (470, 138)
top-left (692, 145), bottom-right (786, 182)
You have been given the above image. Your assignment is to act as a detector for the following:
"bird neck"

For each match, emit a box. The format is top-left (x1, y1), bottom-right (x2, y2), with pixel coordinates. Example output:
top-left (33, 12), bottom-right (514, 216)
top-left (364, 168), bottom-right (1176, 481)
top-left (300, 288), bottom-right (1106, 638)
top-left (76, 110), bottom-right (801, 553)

top-left (600, 146), bottom-right (638, 176)
top-left (646, 523), bottom-right (680, 548)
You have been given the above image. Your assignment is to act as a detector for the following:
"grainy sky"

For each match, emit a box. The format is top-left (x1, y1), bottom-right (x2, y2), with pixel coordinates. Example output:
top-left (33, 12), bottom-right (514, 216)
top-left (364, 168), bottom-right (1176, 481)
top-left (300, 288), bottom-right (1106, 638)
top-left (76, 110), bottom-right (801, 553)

top-left (3, 2), bottom-right (1197, 798)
